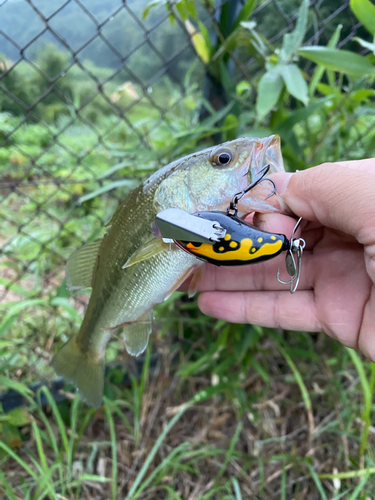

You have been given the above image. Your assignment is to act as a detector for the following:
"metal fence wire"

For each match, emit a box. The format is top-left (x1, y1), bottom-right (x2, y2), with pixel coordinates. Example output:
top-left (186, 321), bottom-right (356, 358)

top-left (0, 0), bottom-right (370, 377)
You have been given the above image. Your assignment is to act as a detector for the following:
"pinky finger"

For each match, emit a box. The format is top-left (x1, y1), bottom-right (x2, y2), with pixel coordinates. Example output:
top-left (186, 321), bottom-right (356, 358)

top-left (198, 290), bottom-right (322, 332)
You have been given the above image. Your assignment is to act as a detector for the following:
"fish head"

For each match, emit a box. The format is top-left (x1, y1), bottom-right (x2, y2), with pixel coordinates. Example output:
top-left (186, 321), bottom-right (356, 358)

top-left (154, 135), bottom-right (289, 216)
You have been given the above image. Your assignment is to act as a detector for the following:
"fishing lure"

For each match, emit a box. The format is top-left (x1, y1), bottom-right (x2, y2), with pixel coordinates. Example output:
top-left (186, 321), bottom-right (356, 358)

top-left (154, 166), bottom-right (305, 293)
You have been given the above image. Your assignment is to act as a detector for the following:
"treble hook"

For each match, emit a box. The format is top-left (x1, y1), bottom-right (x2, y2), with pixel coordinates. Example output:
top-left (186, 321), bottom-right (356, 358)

top-left (277, 217), bottom-right (306, 294)
top-left (228, 164), bottom-right (277, 215)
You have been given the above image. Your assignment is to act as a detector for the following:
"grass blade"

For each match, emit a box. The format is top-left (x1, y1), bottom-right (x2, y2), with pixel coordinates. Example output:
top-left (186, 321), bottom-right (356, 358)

top-left (68, 394), bottom-right (81, 470)
top-left (346, 347), bottom-right (375, 465)
top-left (231, 476), bottom-right (242, 500)
top-left (104, 402), bottom-right (117, 500)
top-left (271, 332), bottom-right (314, 438)
top-left (38, 387), bottom-right (69, 461)
top-left (348, 471), bottom-right (370, 500)
top-left (125, 384), bottom-right (227, 499)
top-left (215, 422), bottom-right (243, 484)
top-left (305, 460), bottom-right (328, 500)
top-left (0, 469), bottom-right (18, 500)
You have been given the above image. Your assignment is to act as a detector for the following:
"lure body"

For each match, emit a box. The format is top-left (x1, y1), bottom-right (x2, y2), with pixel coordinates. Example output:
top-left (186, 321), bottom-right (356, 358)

top-left (175, 211), bottom-right (289, 266)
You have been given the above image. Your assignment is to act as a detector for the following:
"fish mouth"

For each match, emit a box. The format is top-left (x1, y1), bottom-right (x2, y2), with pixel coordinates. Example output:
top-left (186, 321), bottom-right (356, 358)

top-left (237, 135), bottom-right (291, 215)
top-left (238, 185), bottom-right (292, 216)
top-left (252, 135), bottom-right (283, 176)
top-left (240, 135), bottom-right (282, 193)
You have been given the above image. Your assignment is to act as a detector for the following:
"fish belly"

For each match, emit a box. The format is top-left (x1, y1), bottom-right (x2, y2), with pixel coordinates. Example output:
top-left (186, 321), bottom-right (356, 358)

top-left (101, 247), bottom-right (199, 329)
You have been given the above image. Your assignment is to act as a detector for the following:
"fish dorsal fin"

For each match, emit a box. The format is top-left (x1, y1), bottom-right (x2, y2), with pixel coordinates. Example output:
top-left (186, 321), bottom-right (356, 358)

top-left (66, 239), bottom-right (102, 290)
top-left (122, 238), bottom-right (170, 269)
top-left (122, 311), bottom-right (153, 356)
top-left (105, 189), bottom-right (133, 228)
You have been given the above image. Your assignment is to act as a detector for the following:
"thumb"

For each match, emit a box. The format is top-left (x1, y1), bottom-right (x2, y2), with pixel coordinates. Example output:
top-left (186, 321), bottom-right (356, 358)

top-left (271, 161), bottom-right (375, 245)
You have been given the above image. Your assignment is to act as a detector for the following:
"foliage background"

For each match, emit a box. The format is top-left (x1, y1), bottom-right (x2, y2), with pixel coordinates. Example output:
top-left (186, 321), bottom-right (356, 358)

top-left (1, 0), bottom-right (375, 498)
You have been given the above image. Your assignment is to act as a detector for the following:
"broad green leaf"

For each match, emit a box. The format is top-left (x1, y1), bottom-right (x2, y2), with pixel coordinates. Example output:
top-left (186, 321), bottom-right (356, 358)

top-left (78, 179), bottom-right (137, 204)
top-left (309, 24), bottom-right (342, 96)
top-left (232, 0), bottom-right (258, 31)
top-left (0, 377), bottom-right (33, 396)
top-left (185, 20), bottom-right (210, 64)
top-left (299, 46), bottom-right (375, 76)
top-left (7, 408), bottom-right (31, 427)
top-left (351, 88), bottom-right (375, 100)
top-left (256, 70), bottom-right (284, 118)
top-left (281, 0), bottom-right (309, 63)
top-left (0, 277), bottom-right (32, 298)
top-left (99, 160), bottom-right (133, 179)
top-left (350, 0), bottom-right (375, 35)
top-left (279, 64), bottom-right (309, 105)
top-left (0, 299), bottom-right (47, 329)
top-left (50, 297), bottom-right (82, 321)
top-left (1, 422), bottom-right (22, 449)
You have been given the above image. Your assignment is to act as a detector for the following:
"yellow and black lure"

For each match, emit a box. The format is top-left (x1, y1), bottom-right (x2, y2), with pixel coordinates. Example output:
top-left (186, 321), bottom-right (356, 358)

top-left (154, 164), bottom-right (305, 293)
top-left (175, 211), bottom-right (289, 266)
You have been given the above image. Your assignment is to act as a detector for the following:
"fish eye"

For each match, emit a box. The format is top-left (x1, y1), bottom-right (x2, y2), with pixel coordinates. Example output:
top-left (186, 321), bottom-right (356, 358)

top-left (211, 147), bottom-right (234, 168)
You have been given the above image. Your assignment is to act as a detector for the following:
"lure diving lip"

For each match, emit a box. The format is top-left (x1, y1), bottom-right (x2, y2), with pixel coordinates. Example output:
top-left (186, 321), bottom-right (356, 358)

top-left (153, 208), bottom-right (226, 244)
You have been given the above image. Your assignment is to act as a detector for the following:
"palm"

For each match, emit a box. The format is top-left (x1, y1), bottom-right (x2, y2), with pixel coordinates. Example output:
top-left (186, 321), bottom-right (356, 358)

top-left (302, 224), bottom-right (372, 347)
top-left (197, 219), bottom-right (375, 359)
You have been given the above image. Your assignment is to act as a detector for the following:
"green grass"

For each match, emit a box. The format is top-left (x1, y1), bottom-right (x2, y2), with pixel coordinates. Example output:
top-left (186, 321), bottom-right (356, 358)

top-left (1, 328), bottom-right (375, 498)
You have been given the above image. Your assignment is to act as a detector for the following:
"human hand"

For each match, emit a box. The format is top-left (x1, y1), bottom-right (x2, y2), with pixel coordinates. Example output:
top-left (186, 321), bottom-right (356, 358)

top-left (197, 160), bottom-right (375, 361)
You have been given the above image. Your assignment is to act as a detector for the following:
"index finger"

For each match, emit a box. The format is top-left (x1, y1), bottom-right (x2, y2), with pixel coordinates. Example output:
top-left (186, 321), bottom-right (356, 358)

top-left (269, 162), bottom-right (375, 246)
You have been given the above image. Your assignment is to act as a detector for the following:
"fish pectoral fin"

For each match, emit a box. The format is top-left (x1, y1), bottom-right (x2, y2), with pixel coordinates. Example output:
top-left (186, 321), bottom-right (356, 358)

top-left (122, 238), bottom-right (170, 269)
top-left (66, 238), bottom-right (102, 290)
top-left (188, 266), bottom-right (203, 299)
top-left (120, 311), bottom-right (153, 357)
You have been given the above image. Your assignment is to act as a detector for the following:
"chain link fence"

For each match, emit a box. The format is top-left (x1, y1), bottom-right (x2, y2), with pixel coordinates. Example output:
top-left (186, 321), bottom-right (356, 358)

top-left (0, 0), bottom-right (371, 382)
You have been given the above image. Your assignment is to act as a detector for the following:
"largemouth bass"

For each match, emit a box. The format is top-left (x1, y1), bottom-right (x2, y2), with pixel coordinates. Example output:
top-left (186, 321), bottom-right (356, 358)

top-left (52, 135), bottom-right (287, 407)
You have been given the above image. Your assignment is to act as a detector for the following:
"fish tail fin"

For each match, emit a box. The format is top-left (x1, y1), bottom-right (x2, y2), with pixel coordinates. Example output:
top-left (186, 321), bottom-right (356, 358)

top-left (51, 336), bottom-right (104, 408)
